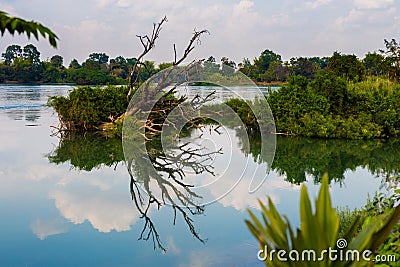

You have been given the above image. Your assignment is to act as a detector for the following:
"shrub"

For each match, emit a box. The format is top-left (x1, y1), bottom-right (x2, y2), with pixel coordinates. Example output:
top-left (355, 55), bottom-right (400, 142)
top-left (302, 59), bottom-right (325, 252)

top-left (48, 85), bottom-right (129, 130)
top-left (267, 75), bottom-right (400, 139)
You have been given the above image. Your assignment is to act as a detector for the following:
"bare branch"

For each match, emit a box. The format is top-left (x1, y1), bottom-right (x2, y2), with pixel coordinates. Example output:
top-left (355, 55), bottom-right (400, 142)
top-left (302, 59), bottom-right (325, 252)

top-left (173, 29), bottom-right (210, 66)
top-left (127, 16), bottom-right (168, 100)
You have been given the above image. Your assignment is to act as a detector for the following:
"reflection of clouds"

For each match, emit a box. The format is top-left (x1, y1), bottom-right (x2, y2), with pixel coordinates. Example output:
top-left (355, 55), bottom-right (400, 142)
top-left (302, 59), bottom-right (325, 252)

top-left (27, 164), bottom-right (68, 181)
top-left (49, 184), bottom-right (140, 233)
top-left (30, 218), bottom-right (69, 240)
top-left (0, 118), bottom-right (19, 152)
top-left (166, 236), bottom-right (181, 255)
top-left (183, 252), bottom-right (212, 267)
top-left (168, 127), bottom-right (301, 211)
top-left (209, 171), bottom-right (300, 211)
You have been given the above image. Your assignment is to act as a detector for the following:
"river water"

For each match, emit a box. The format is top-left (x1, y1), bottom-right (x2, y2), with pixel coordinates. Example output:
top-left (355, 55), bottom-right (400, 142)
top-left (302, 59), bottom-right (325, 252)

top-left (0, 84), bottom-right (396, 267)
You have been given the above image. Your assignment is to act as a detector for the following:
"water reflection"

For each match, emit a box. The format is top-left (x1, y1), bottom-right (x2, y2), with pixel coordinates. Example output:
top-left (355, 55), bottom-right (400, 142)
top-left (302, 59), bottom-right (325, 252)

top-left (249, 136), bottom-right (400, 188)
top-left (0, 84), bottom-right (69, 123)
top-left (48, 130), bottom-right (220, 250)
top-left (47, 130), bottom-right (400, 251)
top-left (49, 131), bottom-right (400, 185)
top-left (48, 132), bottom-right (124, 171)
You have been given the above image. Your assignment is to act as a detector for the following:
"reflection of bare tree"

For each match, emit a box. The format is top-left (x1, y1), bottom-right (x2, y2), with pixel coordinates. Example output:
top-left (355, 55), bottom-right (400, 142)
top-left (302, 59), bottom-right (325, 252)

top-left (126, 136), bottom-right (222, 251)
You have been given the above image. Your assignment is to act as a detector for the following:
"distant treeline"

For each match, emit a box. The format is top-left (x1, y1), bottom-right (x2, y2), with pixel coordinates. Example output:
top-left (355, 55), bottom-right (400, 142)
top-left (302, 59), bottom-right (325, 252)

top-left (0, 44), bottom-right (172, 84)
top-left (1, 39), bottom-right (399, 84)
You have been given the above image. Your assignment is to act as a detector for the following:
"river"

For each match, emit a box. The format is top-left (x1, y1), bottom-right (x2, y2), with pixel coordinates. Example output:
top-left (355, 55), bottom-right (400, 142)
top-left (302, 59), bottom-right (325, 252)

top-left (0, 84), bottom-right (397, 266)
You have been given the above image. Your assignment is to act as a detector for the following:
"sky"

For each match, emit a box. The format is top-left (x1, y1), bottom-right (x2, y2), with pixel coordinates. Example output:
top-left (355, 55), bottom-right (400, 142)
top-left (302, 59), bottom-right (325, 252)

top-left (0, 0), bottom-right (399, 67)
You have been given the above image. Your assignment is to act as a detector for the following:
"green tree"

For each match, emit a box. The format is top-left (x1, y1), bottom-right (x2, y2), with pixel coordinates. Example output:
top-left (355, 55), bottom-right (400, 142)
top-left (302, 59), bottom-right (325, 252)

top-left (380, 38), bottom-right (400, 81)
top-left (363, 52), bottom-right (386, 77)
top-left (221, 57), bottom-right (236, 76)
top-left (50, 55), bottom-right (63, 68)
top-left (42, 61), bottom-right (62, 83)
top-left (82, 59), bottom-right (100, 70)
top-left (23, 44), bottom-right (40, 65)
top-left (110, 56), bottom-right (129, 79)
top-left (204, 56), bottom-right (220, 73)
top-left (238, 57), bottom-right (257, 78)
top-left (0, 10), bottom-right (58, 47)
top-left (138, 60), bottom-right (156, 81)
top-left (157, 62), bottom-right (173, 71)
top-left (89, 52), bottom-right (109, 65)
top-left (263, 61), bottom-right (289, 82)
top-left (290, 57), bottom-right (320, 79)
top-left (1, 44), bottom-right (22, 64)
top-left (327, 52), bottom-right (365, 81)
top-left (309, 56), bottom-right (329, 69)
top-left (309, 72), bottom-right (347, 114)
top-left (69, 59), bottom-right (81, 69)
top-left (254, 49), bottom-right (282, 73)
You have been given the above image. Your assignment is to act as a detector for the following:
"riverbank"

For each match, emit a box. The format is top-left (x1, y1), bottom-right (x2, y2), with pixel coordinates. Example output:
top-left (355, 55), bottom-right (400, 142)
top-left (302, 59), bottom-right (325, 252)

top-left (269, 74), bottom-right (400, 139)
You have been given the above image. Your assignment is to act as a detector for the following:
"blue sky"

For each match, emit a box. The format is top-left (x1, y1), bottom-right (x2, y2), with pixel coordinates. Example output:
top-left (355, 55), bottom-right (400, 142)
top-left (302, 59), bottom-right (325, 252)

top-left (0, 0), bottom-right (399, 66)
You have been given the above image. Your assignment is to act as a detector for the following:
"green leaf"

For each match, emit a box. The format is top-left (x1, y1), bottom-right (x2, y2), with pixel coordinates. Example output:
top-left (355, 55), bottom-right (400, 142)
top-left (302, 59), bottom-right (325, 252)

top-left (0, 11), bottom-right (58, 48)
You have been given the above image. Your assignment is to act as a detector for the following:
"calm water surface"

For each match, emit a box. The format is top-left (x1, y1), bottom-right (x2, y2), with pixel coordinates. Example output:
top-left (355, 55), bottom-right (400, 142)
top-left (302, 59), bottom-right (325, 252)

top-left (0, 85), bottom-right (396, 267)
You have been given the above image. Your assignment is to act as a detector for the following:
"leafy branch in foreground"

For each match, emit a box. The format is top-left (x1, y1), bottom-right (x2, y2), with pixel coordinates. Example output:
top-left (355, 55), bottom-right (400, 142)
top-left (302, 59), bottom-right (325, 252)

top-left (246, 174), bottom-right (400, 266)
top-left (0, 10), bottom-right (58, 48)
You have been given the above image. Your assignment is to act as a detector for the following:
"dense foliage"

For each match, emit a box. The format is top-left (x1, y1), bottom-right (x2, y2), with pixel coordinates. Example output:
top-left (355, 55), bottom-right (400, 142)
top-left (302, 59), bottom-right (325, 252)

top-left (268, 74), bottom-right (400, 139)
top-left (48, 85), bottom-right (129, 130)
top-left (2, 38), bottom-right (400, 85)
top-left (0, 44), bottom-right (160, 85)
top-left (236, 39), bottom-right (399, 84)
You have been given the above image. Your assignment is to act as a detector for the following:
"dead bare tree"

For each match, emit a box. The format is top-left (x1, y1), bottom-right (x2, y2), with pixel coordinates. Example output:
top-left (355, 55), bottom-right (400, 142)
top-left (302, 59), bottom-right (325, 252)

top-left (122, 17), bottom-right (226, 252)
top-left (126, 16), bottom-right (209, 101)
top-left (127, 16), bottom-right (167, 100)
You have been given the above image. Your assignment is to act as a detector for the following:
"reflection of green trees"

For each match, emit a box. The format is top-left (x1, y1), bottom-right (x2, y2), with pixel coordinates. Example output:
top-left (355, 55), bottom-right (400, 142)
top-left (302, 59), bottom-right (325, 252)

top-left (49, 130), bottom-right (400, 186)
top-left (244, 135), bottom-right (400, 184)
top-left (48, 132), bottom-right (124, 171)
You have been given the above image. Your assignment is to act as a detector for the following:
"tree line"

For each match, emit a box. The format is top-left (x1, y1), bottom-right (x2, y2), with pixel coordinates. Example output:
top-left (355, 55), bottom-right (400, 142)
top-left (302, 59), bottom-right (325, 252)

top-left (238, 38), bottom-right (400, 83)
top-left (0, 44), bottom-right (172, 84)
top-left (1, 39), bottom-right (399, 84)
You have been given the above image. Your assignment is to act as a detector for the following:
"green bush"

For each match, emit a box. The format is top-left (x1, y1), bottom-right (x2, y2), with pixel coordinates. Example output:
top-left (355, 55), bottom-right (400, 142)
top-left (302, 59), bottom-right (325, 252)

top-left (48, 85), bottom-right (129, 130)
top-left (268, 74), bottom-right (400, 139)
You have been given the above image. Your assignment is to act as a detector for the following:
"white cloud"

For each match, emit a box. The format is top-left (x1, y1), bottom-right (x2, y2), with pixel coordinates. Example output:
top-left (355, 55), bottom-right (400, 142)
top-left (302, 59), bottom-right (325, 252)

top-left (95, 0), bottom-right (114, 8)
top-left (233, 0), bottom-right (255, 16)
top-left (30, 218), bottom-right (68, 240)
top-left (305, 0), bottom-right (331, 9)
top-left (354, 0), bottom-right (394, 9)
top-left (336, 8), bottom-right (365, 27)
